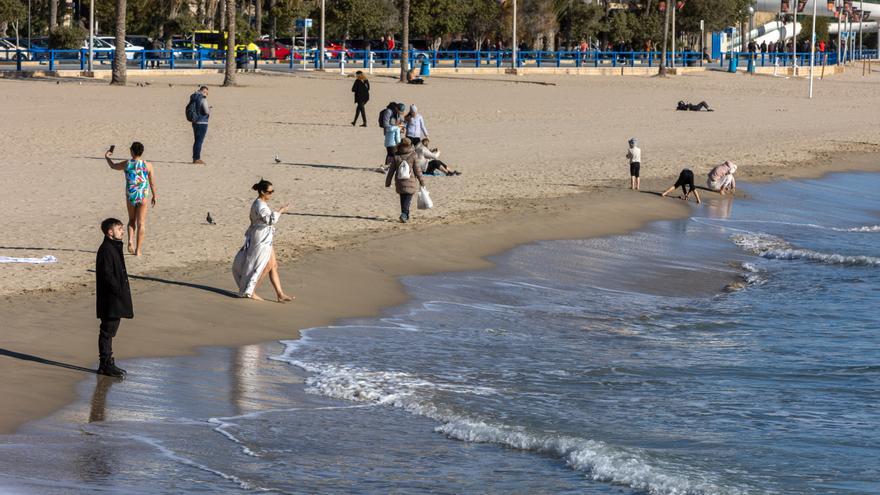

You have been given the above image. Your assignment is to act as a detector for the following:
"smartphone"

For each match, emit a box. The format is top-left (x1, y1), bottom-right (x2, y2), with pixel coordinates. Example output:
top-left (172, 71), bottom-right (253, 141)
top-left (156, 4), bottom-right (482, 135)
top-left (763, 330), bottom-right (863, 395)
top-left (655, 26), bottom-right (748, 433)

top-left (109, 145), bottom-right (115, 154)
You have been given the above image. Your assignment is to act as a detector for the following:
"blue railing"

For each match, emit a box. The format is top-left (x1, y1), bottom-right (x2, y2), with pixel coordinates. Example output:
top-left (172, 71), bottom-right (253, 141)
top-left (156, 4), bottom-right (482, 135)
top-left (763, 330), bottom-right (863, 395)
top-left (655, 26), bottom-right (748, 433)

top-left (3, 47), bottom-right (876, 72)
top-left (722, 49), bottom-right (878, 69)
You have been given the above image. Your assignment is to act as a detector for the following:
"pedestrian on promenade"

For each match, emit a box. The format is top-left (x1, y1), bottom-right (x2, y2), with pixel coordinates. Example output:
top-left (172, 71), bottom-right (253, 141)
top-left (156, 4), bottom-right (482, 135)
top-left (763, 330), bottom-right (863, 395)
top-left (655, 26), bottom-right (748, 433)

top-left (404, 104), bottom-right (429, 146)
top-left (351, 70), bottom-right (370, 127)
top-left (662, 169), bottom-right (701, 204)
top-left (626, 138), bottom-right (641, 191)
top-left (232, 179), bottom-right (294, 302)
top-left (187, 85), bottom-right (211, 165)
top-left (95, 217), bottom-right (133, 377)
top-left (104, 142), bottom-right (157, 256)
top-left (385, 138), bottom-right (425, 223)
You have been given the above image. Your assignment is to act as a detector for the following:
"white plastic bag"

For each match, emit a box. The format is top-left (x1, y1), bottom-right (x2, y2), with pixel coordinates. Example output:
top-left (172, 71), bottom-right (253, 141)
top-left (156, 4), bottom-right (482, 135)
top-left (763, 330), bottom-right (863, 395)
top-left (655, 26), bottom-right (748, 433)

top-left (398, 160), bottom-right (411, 179)
top-left (417, 186), bottom-right (433, 210)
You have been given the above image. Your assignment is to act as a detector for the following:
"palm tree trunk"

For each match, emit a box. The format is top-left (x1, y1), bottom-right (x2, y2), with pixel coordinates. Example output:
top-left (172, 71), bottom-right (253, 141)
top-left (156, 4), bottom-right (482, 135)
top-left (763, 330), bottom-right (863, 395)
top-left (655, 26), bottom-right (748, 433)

top-left (219, 0), bottom-right (226, 30)
top-left (223, 0), bottom-right (236, 86)
top-left (254, 0), bottom-right (261, 37)
top-left (49, 0), bottom-right (58, 29)
top-left (659, 2), bottom-right (669, 76)
top-left (110, 0), bottom-right (127, 85)
top-left (268, 0), bottom-right (275, 58)
top-left (399, 0), bottom-right (409, 82)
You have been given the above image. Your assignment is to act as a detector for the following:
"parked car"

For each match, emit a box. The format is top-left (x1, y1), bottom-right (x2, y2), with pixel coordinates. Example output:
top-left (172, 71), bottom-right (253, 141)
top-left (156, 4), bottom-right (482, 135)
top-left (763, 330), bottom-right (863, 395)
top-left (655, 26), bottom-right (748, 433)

top-left (0, 38), bottom-right (31, 60)
top-left (192, 30), bottom-right (259, 59)
top-left (170, 39), bottom-right (213, 60)
top-left (256, 39), bottom-right (297, 60)
top-left (95, 36), bottom-right (145, 60)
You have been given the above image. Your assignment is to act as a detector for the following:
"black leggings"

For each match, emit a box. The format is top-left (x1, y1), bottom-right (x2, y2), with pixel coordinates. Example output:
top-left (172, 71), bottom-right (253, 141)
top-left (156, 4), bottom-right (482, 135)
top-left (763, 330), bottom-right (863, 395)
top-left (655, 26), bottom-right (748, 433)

top-left (385, 146), bottom-right (396, 167)
top-left (353, 103), bottom-right (366, 124)
top-left (426, 159), bottom-right (447, 174)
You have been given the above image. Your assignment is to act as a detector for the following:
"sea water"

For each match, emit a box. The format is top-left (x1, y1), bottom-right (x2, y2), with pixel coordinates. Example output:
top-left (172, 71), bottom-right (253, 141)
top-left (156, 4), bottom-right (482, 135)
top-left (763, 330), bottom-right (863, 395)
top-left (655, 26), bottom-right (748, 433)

top-left (1, 173), bottom-right (878, 494)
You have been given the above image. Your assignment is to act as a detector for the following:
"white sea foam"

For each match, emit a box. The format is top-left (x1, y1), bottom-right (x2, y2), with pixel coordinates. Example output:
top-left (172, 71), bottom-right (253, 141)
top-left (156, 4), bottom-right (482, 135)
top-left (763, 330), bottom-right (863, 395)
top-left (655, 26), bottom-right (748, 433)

top-left (273, 343), bottom-right (749, 495)
top-left (694, 218), bottom-right (880, 233)
top-left (732, 233), bottom-right (880, 267)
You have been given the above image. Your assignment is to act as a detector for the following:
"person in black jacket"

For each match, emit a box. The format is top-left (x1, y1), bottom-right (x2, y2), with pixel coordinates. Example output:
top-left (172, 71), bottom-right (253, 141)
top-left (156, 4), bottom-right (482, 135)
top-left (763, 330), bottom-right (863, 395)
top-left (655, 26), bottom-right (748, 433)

top-left (351, 71), bottom-right (370, 127)
top-left (95, 218), bottom-right (134, 377)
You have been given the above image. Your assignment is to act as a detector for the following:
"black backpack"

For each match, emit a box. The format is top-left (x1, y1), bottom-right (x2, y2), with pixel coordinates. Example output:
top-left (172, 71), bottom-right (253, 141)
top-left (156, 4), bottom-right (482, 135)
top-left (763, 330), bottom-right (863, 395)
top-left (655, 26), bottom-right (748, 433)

top-left (185, 93), bottom-right (202, 123)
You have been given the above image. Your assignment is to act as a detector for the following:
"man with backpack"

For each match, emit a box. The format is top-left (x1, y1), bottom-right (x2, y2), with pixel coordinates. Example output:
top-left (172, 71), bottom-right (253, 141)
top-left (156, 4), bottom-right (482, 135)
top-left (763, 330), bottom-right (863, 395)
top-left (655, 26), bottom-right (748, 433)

top-left (186, 86), bottom-right (211, 165)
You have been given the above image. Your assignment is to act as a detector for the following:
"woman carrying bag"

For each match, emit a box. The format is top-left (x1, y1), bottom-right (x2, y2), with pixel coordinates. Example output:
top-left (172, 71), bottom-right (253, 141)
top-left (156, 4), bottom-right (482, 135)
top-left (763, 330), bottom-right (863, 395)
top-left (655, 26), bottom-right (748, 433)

top-left (385, 138), bottom-right (426, 223)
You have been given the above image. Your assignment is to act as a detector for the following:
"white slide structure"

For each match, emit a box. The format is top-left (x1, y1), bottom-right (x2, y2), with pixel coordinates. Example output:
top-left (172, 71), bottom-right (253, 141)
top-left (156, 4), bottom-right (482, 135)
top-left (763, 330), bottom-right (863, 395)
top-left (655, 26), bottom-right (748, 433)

top-left (728, 21), bottom-right (803, 52)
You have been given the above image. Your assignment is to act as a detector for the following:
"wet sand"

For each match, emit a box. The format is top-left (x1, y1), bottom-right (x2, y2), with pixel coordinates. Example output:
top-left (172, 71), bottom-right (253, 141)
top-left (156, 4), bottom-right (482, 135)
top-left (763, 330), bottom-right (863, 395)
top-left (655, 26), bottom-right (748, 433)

top-left (0, 69), bottom-right (879, 434)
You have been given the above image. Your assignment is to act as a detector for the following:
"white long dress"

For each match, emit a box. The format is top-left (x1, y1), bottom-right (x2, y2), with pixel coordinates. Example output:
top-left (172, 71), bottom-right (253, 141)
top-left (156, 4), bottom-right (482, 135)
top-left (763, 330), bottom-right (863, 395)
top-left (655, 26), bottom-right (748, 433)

top-left (232, 199), bottom-right (281, 297)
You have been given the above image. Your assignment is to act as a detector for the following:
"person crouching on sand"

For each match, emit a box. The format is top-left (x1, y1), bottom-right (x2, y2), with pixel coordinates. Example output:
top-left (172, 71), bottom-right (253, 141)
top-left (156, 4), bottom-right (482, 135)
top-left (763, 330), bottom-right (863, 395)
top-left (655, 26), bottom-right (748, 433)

top-left (95, 218), bottom-right (133, 377)
top-left (105, 142), bottom-right (157, 256)
top-left (662, 169), bottom-right (701, 204)
top-left (385, 138), bottom-right (425, 223)
top-left (707, 161), bottom-right (738, 195)
top-left (232, 179), bottom-right (294, 302)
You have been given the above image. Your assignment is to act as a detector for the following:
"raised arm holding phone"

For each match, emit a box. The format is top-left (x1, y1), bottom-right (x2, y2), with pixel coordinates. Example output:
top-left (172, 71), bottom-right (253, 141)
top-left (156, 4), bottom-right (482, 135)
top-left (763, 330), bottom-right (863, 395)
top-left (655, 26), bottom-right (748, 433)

top-left (104, 142), bottom-right (157, 256)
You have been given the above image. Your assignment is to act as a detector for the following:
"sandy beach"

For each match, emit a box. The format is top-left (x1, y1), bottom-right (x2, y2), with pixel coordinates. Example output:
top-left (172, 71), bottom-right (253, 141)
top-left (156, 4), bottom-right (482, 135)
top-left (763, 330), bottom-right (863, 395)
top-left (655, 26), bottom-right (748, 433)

top-left (1, 69), bottom-right (880, 434)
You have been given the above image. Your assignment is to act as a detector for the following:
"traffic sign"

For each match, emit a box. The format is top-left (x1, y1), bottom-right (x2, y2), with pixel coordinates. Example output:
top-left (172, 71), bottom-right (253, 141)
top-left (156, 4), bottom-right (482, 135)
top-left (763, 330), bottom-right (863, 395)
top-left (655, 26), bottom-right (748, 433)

top-left (296, 18), bottom-right (313, 29)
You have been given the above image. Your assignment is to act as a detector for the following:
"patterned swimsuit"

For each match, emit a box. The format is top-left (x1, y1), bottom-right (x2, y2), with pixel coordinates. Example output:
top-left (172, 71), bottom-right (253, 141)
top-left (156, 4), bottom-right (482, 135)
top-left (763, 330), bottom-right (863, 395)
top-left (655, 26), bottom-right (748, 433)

top-left (125, 159), bottom-right (150, 206)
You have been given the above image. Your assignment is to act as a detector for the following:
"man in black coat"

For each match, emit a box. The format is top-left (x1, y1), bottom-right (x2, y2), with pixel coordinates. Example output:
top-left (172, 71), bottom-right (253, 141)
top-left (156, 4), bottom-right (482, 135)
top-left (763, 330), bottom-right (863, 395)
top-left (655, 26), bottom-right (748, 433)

top-left (351, 70), bottom-right (370, 127)
top-left (96, 218), bottom-right (133, 377)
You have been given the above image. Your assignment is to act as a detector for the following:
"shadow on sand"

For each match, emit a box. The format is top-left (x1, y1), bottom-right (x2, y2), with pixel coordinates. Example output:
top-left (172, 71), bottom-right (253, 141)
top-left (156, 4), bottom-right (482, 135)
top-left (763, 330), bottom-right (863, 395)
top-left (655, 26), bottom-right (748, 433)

top-left (271, 121), bottom-right (352, 128)
top-left (0, 348), bottom-right (96, 374)
top-left (75, 156), bottom-right (193, 165)
top-left (85, 269), bottom-right (239, 298)
top-left (285, 211), bottom-right (388, 222)
top-left (0, 245), bottom-right (95, 254)
top-left (277, 161), bottom-right (380, 172)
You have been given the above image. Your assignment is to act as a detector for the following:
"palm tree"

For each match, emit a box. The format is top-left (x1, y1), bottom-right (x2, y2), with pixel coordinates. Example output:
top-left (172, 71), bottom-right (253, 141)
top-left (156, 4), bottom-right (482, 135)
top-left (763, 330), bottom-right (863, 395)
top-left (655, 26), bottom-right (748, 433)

top-left (658, 1), bottom-right (670, 76)
top-left (110, 0), bottom-right (127, 85)
top-left (49, 0), bottom-right (57, 29)
top-left (223, 0), bottom-right (236, 86)
top-left (399, 0), bottom-right (409, 82)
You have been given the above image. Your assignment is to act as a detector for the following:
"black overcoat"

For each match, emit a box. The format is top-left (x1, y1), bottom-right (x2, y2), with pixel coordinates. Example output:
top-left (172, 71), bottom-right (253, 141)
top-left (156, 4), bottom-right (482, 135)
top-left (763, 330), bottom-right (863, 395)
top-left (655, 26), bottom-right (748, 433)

top-left (96, 237), bottom-right (134, 319)
top-left (352, 79), bottom-right (370, 104)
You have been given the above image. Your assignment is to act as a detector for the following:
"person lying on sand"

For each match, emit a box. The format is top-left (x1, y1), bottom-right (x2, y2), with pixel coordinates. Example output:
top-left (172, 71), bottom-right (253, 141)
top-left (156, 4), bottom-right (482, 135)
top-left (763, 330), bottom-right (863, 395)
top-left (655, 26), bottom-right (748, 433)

top-left (676, 100), bottom-right (714, 112)
top-left (662, 169), bottom-right (701, 204)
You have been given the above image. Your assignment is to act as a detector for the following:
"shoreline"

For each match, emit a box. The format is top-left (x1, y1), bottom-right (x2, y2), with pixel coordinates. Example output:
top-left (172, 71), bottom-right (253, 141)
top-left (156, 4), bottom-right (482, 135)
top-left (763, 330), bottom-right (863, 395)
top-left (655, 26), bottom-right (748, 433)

top-left (0, 151), bottom-right (878, 435)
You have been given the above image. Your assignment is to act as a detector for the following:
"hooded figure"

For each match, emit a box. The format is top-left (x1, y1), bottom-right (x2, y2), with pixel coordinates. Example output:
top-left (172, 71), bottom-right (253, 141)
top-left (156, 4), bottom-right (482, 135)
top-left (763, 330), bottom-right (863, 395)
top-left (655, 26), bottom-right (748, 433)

top-left (385, 138), bottom-right (426, 223)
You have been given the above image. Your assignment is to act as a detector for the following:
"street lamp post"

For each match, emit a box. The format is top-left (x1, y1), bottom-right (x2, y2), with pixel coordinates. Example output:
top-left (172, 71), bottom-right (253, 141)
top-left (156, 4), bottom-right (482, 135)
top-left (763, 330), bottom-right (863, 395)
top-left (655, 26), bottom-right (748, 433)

top-left (27, 0), bottom-right (31, 49)
top-left (319, 0), bottom-right (325, 69)
top-left (809, 0), bottom-right (818, 97)
top-left (511, 0), bottom-right (517, 71)
top-left (88, 0), bottom-right (94, 72)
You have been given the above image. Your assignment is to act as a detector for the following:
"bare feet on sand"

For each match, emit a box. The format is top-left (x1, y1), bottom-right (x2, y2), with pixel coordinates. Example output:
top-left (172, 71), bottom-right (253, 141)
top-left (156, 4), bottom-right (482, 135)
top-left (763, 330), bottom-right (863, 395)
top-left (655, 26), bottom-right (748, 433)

top-left (249, 293), bottom-right (266, 301)
top-left (127, 243), bottom-right (135, 255)
top-left (277, 294), bottom-right (294, 303)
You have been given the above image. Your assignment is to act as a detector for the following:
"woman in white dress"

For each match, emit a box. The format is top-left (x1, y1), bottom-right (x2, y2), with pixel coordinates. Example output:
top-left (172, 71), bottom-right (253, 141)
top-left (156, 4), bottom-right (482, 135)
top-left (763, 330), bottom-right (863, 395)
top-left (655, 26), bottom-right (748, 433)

top-left (232, 179), bottom-right (293, 302)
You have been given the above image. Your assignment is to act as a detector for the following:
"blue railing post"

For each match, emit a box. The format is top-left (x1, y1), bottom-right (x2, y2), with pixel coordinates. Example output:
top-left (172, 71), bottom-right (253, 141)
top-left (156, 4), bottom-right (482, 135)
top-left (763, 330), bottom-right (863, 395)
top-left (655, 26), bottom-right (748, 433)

top-left (16, 50), bottom-right (22, 71)
top-left (496, 50), bottom-right (501, 67)
top-left (139, 51), bottom-right (145, 69)
top-left (49, 50), bottom-right (55, 71)
top-left (611, 51), bottom-right (616, 68)
top-left (648, 51), bottom-right (653, 67)
top-left (385, 50), bottom-right (391, 68)
top-left (476, 50), bottom-right (481, 67)
top-left (556, 51), bottom-right (561, 67)
top-left (170, 49), bottom-right (175, 69)
top-left (80, 49), bottom-right (86, 70)
top-left (454, 50), bottom-right (459, 68)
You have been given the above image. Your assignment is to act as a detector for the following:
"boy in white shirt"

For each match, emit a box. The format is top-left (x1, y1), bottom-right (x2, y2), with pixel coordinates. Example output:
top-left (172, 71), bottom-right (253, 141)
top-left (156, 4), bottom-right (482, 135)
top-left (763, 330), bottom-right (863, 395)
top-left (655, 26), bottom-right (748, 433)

top-left (626, 138), bottom-right (641, 190)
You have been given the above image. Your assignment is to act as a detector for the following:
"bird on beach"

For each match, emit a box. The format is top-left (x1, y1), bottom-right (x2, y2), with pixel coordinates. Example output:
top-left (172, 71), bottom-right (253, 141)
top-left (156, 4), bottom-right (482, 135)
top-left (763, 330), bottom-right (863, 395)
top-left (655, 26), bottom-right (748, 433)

top-left (206, 212), bottom-right (215, 225)
top-left (274, 154), bottom-right (282, 164)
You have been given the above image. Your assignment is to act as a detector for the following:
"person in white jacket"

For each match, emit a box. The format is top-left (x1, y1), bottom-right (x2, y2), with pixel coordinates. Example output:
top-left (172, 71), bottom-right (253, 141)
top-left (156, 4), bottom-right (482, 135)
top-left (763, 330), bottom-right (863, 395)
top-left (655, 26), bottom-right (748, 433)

top-left (405, 105), bottom-right (429, 146)
top-left (414, 138), bottom-right (460, 176)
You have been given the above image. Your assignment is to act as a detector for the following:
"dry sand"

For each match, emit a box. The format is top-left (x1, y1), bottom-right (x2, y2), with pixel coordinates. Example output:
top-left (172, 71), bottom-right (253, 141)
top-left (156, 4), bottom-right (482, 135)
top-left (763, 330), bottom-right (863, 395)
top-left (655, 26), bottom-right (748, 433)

top-left (1, 68), bottom-right (879, 433)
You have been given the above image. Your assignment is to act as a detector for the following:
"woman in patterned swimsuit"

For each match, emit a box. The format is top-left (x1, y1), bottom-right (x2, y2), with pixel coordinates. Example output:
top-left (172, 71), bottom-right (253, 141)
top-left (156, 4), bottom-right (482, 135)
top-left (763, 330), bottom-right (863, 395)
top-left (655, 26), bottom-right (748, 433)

top-left (104, 142), bottom-right (157, 256)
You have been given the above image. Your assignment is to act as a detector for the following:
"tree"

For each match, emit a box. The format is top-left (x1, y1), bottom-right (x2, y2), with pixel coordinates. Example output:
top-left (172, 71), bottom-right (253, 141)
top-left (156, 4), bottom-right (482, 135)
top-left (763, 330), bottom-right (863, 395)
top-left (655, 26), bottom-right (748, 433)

top-left (326, 0), bottom-right (395, 41)
top-left (465, 0), bottom-right (502, 51)
top-left (410, 0), bottom-right (468, 50)
top-left (399, 0), bottom-right (408, 81)
top-left (659, 1), bottom-right (669, 76)
top-left (0, 0), bottom-right (26, 29)
top-left (556, 0), bottom-right (603, 49)
top-left (111, 0), bottom-right (127, 85)
top-left (50, 0), bottom-right (58, 29)
top-left (223, 0), bottom-right (235, 86)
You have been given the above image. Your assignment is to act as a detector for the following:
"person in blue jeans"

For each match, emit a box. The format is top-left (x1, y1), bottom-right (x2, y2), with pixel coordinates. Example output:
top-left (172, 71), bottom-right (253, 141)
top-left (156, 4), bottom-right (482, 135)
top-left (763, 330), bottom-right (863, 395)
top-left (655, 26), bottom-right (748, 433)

top-left (190, 86), bottom-right (210, 165)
